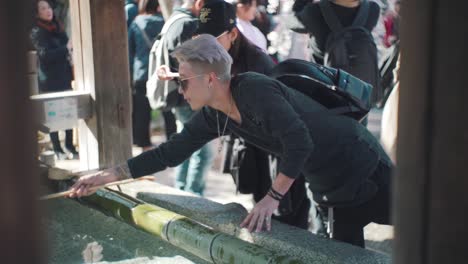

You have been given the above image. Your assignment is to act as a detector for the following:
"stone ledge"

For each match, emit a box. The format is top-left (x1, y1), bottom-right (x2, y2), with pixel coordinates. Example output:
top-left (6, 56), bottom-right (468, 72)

top-left (115, 181), bottom-right (391, 264)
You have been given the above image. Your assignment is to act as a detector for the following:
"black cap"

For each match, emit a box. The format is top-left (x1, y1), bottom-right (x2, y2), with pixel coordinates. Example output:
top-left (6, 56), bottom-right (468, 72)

top-left (196, 1), bottom-right (237, 37)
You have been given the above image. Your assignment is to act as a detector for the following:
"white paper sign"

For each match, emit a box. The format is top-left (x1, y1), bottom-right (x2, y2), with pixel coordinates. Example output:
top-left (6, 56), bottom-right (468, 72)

top-left (44, 97), bottom-right (78, 131)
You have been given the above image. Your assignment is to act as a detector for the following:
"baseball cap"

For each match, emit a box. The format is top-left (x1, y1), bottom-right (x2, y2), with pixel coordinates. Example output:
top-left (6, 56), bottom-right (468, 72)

top-left (196, 1), bottom-right (237, 37)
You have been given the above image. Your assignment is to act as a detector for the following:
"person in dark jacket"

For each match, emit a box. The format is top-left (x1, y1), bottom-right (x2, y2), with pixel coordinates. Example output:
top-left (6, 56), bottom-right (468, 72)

top-left (195, 0), bottom-right (310, 229)
top-left (126, 0), bottom-right (139, 27)
top-left (291, 0), bottom-right (380, 64)
top-left (128, 0), bottom-right (164, 150)
top-left (31, 0), bottom-right (78, 160)
top-left (155, 0), bottom-right (214, 196)
top-left (69, 35), bottom-right (393, 247)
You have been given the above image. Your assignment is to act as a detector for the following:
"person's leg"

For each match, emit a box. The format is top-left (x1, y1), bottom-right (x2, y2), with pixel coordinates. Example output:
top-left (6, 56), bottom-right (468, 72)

top-left (64, 129), bottom-right (78, 157)
top-left (186, 144), bottom-right (213, 195)
top-left (274, 176), bottom-right (311, 229)
top-left (332, 205), bottom-right (366, 247)
top-left (50, 131), bottom-right (69, 160)
top-left (173, 105), bottom-right (196, 192)
top-left (50, 131), bottom-right (63, 153)
top-left (162, 110), bottom-right (177, 140)
top-left (132, 81), bottom-right (152, 148)
top-left (174, 159), bottom-right (190, 191)
top-left (332, 163), bottom-right (392, 247)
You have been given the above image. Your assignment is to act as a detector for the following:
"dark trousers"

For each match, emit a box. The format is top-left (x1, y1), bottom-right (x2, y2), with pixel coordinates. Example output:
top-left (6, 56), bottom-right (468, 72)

top-left (273, 176), bottom-right (310, 229)
top-left (162, 110), bottom-right (177, 140)
top-left (50, 129), bottom-right (74, 152)
top-left (331, 162), bottom-right (392, 247)
top-left (132, 81), bottom-right (152, 147)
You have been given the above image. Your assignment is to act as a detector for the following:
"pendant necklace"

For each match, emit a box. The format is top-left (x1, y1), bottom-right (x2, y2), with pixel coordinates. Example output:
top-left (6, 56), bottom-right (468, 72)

top-left (216, 95), bottom-right (233, 153)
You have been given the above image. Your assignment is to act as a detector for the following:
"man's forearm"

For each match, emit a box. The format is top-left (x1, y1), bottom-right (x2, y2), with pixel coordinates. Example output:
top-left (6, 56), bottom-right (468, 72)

top-left (113, 163), bottom-right (131, 180)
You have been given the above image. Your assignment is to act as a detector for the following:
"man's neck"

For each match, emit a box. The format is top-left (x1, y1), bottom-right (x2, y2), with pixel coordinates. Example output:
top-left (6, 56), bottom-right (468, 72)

top-left (210, 82), bottom-right (241, 124)
top-left (333, 0), bottom-right (361, 8)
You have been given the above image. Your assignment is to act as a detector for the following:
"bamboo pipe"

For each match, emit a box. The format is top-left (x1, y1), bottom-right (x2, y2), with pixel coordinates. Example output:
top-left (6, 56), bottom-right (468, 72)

top-left (39, 176), bottom-right (154, 200)
top-left (78, 188), bottom-right (302, 263)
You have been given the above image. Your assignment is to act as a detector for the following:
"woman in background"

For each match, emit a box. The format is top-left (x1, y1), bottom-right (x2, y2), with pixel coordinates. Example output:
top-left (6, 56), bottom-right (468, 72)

top-left (233, 0), bottom-right (268, 52)
top-left (31, 0), bottom-right (78, 160)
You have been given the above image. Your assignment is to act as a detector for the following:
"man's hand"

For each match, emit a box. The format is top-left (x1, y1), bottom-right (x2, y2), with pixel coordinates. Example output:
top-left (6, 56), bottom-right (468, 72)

top-left (68, 165), bottom-right (129, 198)
top-left (157, 65), bottom-right (179, 80)
top-left (240, 173), bottom-right (295, 232)
top-left (240, 195), bottom-right (279, 232)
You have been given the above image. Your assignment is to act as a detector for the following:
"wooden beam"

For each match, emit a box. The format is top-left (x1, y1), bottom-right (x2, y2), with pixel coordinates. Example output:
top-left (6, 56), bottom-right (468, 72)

top-left (0, 1), bottom-right (44, 263)
top-left (394, 1), bottom-right (468, 263)
top-left (70, 0), bottom-right (132, 170)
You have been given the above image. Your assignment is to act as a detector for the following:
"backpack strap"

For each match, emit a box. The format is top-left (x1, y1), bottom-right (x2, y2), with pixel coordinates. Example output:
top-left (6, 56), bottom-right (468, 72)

top-left (351, 0), bottom-right (370, 27)
top-left (155, 12), bottom-right (191, 70)
top-left (135, 22), bottom-right (154, 49)
top-left (147, 12), bottom-right (190, 108)
top-left (160, 13), bottom-right (190, 35)
top-left (319, 0), bottom-right (343, 32)
top-left (148, 12), bottom-right (190, 78)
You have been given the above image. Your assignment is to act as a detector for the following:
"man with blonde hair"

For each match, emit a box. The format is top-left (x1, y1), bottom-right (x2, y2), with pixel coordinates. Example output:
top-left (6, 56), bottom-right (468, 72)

top-left (70, 34), bottom-right (393, 247)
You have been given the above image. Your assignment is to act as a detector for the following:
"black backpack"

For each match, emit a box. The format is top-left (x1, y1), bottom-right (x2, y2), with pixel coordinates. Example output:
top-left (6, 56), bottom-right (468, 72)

top-left (269, 59), bottom-right (372, 121)
top-left (319, 0), bottom-right (381, 106)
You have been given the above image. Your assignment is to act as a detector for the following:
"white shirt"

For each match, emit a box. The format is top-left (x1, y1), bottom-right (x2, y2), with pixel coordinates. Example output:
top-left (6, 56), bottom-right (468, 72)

top-left (236, 18), bottom-right (268, 52)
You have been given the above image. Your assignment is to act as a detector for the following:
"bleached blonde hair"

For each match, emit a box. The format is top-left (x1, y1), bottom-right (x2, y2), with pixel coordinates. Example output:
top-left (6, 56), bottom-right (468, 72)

top-left (171, 34), bottom-right (233, 81)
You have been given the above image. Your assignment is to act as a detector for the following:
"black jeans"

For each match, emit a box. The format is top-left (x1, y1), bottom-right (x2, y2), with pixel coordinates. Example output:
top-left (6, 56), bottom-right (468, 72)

top-left (162, 109), bottom-right (177, 140)
top-left (331, 161), bottom-right (392, 247)
top-left (132, 81), bottom-right (152, 147)
top-left (50, 129), bottom-right (74, 152)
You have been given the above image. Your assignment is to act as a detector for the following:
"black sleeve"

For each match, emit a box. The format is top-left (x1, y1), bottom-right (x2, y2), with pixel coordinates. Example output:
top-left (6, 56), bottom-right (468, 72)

top-left (127, 108), bottom-right (219, 178)
top-left (246, 78), bottom-right (314, 179)
top-left (30, 28), bottom-right (69, 64)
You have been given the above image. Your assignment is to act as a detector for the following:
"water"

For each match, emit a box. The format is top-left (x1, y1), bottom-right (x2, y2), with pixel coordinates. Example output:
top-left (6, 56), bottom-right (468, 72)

top-left (44, 198), bottom-right (210, 264)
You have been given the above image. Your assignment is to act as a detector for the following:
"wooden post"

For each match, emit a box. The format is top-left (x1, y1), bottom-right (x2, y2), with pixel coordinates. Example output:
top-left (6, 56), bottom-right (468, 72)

top-left (0, 1), bottom-right (44, 263)
top-left (70, 0), bottom-right (132, 170)
top-left (394, 1), bottom-right (468, 263)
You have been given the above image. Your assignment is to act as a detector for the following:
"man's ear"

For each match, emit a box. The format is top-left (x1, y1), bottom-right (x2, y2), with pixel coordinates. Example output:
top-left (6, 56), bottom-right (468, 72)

top-left (229, 28), bottom-right (239, 42)
top-left (195, 0), bottom-right (205, 10)
top-left (208, 72), bottom-right (217, 83)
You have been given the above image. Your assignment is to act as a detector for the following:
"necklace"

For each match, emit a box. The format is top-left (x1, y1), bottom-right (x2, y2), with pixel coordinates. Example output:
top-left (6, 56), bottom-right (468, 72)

top-left (216, 95), bottom-right (233, 153)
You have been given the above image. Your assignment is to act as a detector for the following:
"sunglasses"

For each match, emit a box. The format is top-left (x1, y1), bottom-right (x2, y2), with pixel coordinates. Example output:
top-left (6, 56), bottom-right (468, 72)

top-left (174, 74), bottom-right (206, 92)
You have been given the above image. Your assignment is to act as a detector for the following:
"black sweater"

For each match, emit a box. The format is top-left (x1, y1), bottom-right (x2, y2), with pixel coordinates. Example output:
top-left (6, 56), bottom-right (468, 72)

top-left (128, 73), bottom-right (392, 207)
